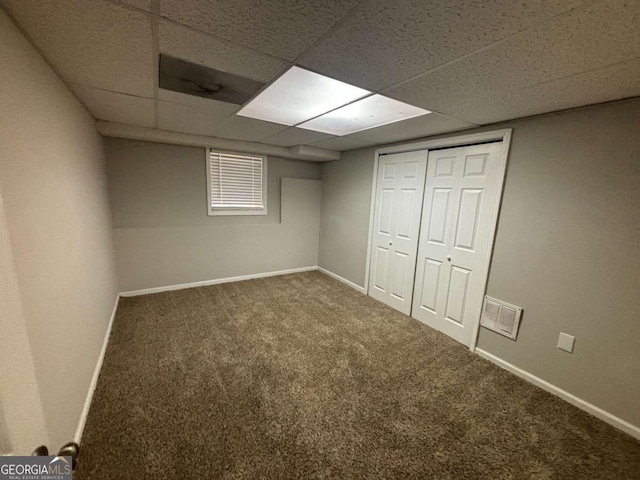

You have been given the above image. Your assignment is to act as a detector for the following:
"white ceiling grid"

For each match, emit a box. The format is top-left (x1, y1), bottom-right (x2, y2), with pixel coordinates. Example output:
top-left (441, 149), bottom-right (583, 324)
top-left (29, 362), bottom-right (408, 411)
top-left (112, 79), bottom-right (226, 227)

top-left (2, 0), bottom-right (639, 153)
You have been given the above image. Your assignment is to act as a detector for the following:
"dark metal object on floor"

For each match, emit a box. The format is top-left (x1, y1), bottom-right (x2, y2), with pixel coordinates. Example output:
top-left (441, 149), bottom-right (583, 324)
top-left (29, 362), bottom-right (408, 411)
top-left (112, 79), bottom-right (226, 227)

top-left (58, 442), bottom-right (80, 470)
top-left (31, 445), bottom-right (48, 456)
top-left (30, 442), bottom-right (80, 470)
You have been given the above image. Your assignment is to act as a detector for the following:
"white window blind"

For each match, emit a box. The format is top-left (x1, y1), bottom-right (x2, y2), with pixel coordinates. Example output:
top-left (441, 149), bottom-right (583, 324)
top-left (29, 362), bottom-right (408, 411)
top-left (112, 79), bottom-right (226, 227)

top-left (207, 150), bottom-right (267, 215)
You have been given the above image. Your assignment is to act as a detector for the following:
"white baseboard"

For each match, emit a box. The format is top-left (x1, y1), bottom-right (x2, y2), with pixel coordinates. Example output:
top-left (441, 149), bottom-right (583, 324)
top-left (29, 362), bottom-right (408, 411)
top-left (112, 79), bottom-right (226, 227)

top-left (120, 266), bottom-right (318, 297)
top-left (317, 267), bottom-right (366, 294)
top-left (475, 348), bottom-right (640, 440)
top-left (75, 293), bottom-right (120, 444)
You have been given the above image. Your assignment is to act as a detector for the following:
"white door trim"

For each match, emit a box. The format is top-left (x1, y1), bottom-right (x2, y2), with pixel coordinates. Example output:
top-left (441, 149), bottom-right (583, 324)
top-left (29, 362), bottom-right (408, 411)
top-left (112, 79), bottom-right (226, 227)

top-left (364, 129), bottom-right (512, 352)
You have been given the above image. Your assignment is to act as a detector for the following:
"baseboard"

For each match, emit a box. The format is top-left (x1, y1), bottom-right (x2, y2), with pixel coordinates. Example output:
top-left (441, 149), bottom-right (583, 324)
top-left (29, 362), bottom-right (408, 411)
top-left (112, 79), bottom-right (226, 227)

top-left (74, 293), bottom-right (120, 444)
top-left (317, 267), bottom-right (366, 294)
top-left (475, 348), bottom-right (640, 440)
top-left (120, 266), bottom-right (318, 297)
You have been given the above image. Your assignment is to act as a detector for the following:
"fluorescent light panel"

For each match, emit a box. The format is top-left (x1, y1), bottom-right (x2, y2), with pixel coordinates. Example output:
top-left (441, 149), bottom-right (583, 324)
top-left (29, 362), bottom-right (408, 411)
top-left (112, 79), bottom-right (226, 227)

top-left (298, 94), bottom-right (431, 136)
top-left (237, 66), bottom-right (370, 126)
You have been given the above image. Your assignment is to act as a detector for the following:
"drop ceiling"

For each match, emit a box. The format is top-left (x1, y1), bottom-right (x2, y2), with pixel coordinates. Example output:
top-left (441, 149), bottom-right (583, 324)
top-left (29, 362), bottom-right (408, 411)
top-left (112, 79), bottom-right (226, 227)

top-left (3, 0), bottom-right (639, 155)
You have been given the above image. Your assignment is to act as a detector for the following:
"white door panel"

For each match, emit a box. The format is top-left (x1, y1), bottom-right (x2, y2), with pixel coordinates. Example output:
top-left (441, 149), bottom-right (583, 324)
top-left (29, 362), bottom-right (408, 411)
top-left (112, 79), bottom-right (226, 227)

top-left (378, 188), bottom-right (394, 235)
top-left (454, 189), bottom-right (483, 251)
top-left (426, 188), bottom-right (452, 245)
top-left (444, 265), bottom-right (471, 324)
top-left (369, 151), bottom-right (427, 314)
top-left (389, 251), bottom-right (408, 300)
top-left (418, 258), bottom-right (441, 314)
top-left (373, 246), bottom-right (389, 292)
top-left (412, 142), bottom-right (504, 346)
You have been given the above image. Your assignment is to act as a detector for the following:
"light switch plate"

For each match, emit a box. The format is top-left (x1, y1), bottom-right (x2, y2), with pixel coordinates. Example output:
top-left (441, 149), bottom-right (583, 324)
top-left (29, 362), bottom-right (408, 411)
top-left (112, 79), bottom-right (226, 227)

top-left (557, 332), bottom-right (575, 353)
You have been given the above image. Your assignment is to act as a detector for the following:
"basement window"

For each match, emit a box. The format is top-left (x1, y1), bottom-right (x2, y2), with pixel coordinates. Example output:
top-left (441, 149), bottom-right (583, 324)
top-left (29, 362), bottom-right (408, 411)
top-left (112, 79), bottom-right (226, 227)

top-left (206, 149), bottom-right (267, 216)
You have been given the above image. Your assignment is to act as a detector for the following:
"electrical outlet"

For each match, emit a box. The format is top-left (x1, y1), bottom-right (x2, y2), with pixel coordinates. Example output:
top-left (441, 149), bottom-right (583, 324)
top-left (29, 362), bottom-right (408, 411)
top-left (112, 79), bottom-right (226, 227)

top-left (557, 332), bottom-right (575, 353)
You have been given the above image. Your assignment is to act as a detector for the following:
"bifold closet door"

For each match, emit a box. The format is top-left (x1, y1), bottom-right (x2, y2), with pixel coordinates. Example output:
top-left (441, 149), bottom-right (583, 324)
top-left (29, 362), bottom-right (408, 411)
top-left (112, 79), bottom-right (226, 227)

top-left (368, 150), bottom-right (427, 315)
top-left (411, 142), bottom-right (503, 346)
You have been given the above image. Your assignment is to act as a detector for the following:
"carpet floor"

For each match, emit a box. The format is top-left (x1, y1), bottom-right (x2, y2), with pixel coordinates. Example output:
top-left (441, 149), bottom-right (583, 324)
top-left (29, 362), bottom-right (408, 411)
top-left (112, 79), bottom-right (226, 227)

top-left (76, 271), bottom-right (640, 479)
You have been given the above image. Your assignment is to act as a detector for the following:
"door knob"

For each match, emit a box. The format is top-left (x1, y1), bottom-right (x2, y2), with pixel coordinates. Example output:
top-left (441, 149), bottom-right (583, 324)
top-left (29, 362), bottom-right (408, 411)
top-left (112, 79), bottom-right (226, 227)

top-left (446, 255), bottom-right (451, 262)
top-left (389, 241), bottom-right (393, 246)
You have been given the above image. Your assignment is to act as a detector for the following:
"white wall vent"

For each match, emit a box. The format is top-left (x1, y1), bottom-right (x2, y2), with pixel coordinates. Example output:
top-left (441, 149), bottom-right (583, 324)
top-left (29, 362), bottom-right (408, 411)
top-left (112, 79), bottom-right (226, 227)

top-left (480, 296), bottom-right (523, 340)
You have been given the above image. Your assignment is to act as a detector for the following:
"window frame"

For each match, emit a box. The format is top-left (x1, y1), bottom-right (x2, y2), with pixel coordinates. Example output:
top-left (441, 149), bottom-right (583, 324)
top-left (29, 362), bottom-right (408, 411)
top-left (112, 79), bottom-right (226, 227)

top-left (206, 148), bottom-right (268, 216)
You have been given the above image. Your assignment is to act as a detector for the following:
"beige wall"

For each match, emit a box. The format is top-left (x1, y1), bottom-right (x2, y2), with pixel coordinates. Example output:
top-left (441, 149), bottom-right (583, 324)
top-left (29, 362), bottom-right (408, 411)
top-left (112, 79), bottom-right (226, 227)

top-left (106, 139), bottom-right (322, 292)
top-left (0, 402), bottom-right (11, 455)
top-left (318, 147), bottom-right (376, 288)
top-left (0, 192), bottom-right (49, 455)
top-left (0, 10), bottom-right (118, 451)
top-left (477, 99), bottom-right (640, 428)
top-left (318, 98), bottom-right (640, 428)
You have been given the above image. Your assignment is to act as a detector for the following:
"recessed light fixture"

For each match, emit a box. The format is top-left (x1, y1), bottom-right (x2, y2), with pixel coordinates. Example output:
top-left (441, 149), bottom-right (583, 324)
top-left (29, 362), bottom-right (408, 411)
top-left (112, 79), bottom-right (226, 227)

top-left (237, 66), bottom-right (370, 126)
top-left (237, 66), bottom-right (431, 136)
top-left (298, 94), bottom-right (430, 136)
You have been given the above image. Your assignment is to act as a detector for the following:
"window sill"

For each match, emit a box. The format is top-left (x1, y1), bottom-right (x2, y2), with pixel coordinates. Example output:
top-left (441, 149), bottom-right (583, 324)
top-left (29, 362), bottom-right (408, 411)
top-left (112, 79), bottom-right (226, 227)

top-left (207, 209), bottom-right (268, 217)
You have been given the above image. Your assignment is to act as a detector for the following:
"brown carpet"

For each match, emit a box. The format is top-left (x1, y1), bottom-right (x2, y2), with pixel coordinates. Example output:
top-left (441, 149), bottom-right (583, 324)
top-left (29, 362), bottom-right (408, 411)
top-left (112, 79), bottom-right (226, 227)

top-left (76, 271), bottom-right (640, 479)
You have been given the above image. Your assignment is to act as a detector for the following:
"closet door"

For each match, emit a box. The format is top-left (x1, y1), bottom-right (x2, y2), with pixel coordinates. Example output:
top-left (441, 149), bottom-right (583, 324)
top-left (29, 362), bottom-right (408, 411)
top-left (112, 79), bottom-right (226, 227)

top-left (368, 150), bottom-right (427, 315)
top-left (412, 142), bottom-right (503, 346)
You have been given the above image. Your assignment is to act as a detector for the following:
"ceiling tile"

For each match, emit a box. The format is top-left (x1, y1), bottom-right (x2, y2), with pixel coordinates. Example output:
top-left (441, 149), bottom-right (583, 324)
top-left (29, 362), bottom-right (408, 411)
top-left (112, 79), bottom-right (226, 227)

top-left (213, 116), bottom-right (289, 142)
top-left (157, 100), bottom-right (238, 136)
top-left (385, 1), bottom-right (640, 111)
top-left (160, 0), bottom-right (360, 61)
top-left (310, 136), bottom-right (377, 151)
top-left (159, 20), bottom-right (289, 83)
top-left (441, 58), bottom-right (640, 125)
top-left (300, 0), bottom-right (585, 92)
top-left (350, 113), bottom-right (475, 144)
top-left (260, 127), bottom-right (335, 147)
top-left (3, 0), bottom-right (154, 97)
top-left (158, 88), bottom-right (244, 112)
top-left (121, 0), bottom-right (152, 12)
top-left (69, 84), bottom-right (155, 127)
